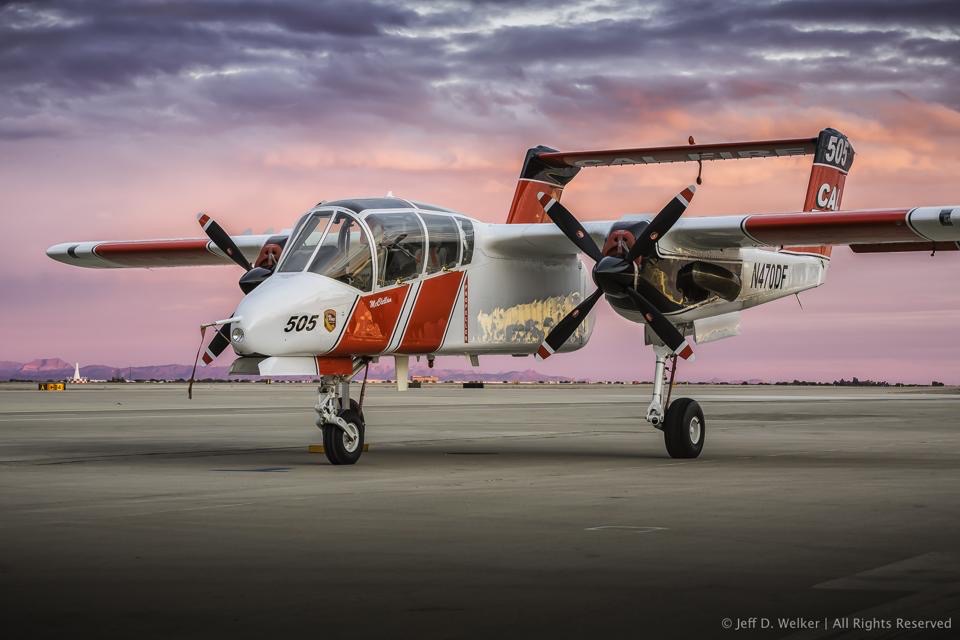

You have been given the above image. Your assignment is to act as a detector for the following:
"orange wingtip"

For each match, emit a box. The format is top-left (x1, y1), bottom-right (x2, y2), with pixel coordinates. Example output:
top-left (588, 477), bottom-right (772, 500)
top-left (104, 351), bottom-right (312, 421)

top-left (536, 345), bottom-right (552, 360)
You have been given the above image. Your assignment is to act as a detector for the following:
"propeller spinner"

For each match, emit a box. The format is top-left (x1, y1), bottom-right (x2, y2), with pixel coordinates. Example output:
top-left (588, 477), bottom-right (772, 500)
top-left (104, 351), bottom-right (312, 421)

top-left (535, 187), bottom-right (696, 361)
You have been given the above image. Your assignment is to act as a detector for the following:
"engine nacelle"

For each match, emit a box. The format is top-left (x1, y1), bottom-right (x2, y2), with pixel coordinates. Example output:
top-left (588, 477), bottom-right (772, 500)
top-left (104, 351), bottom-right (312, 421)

top-left (677, 261), bottom-right (742, 302)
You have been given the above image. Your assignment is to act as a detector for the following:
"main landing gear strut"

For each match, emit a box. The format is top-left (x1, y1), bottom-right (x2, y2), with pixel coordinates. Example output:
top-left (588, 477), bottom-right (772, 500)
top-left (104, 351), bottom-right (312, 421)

top-left (314, 359), bottom-right (368, 465)
top-left (646, 345), bottom-right (705, 459)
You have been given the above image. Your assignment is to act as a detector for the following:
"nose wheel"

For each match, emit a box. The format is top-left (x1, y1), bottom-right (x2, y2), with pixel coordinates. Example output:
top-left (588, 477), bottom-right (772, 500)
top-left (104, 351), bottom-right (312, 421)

top-left (322, 404), bottom-right (365, 465)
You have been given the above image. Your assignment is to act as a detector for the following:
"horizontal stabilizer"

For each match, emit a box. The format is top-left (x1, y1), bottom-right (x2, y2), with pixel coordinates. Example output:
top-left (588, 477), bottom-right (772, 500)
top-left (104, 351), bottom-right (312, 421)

top-left (538, 137), bottom-right (816, 169)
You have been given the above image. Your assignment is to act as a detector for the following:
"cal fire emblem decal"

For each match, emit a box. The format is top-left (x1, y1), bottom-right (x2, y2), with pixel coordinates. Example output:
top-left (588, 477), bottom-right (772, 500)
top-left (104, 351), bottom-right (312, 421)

top-left (323, 309), bottom-right (337, 332)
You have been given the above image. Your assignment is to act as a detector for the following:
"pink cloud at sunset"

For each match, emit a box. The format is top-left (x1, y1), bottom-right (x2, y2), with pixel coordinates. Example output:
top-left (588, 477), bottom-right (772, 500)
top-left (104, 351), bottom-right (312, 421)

top-left (1, 0), bottom-right (958, 383)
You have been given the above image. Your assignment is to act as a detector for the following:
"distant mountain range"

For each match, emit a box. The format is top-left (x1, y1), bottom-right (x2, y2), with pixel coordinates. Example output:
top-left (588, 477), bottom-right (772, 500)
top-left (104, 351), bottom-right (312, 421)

top-left (6, 358), bottom-right (945, 386)
top-left (0, 358), bottom-right (231, 382)
top-left (0, 358), bottom-right (572, 383)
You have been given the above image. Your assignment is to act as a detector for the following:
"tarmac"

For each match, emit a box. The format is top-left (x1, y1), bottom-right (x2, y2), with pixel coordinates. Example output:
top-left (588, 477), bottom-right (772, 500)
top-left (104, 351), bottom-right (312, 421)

top-left (1, 382), bottom-right (958, 639)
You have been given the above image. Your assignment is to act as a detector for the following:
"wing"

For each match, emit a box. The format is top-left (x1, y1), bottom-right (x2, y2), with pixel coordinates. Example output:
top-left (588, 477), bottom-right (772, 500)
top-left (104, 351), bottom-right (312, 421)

top-left (484, 221), bottom-right (617, 257)
top-left (47, 233), bottom-right (288, 269)
top-left (662, 206), bottom-right (960, 254)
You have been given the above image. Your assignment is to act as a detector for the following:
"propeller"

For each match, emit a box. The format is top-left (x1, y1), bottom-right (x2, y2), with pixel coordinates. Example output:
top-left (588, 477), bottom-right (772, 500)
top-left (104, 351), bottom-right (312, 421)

top-left (201, 322), bottom-right (233, 366)
top-left (195, 212), bottom-right (274, 365)
top-left (624, 188), bottom-right (694, 263)
top-left (536, 194), bottom-right (603, 262)
top-left (198, 213), bottom-right (253, 271)
top-left (535, 186), bottom-right (696, 361)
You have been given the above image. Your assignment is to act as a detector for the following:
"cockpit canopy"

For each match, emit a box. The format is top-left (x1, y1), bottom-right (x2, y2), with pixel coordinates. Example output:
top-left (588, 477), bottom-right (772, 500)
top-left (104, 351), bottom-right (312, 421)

top-left (277, 200), bottom-right (475, 292)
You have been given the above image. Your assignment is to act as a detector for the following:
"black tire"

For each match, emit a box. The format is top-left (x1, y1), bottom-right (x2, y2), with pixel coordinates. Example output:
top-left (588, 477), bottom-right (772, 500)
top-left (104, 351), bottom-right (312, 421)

top-left (663, 398), bottom-right (705, 459)
top-left (322, 407), bottom-right (365, 465)
top-left (347, 399), bottom-right (364, 424)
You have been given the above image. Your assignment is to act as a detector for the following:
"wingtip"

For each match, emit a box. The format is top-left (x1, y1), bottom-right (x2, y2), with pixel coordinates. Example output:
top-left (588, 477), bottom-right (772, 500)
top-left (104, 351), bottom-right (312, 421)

top-left (46, 243), bottom-right (67, 260)
top-left (536, 345), bottom-right (552, 361)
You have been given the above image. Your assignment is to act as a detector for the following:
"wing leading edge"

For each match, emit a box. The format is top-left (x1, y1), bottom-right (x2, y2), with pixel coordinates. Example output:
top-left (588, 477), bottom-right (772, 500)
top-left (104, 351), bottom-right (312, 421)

top-left (661, 206), bottom-right (960, 254)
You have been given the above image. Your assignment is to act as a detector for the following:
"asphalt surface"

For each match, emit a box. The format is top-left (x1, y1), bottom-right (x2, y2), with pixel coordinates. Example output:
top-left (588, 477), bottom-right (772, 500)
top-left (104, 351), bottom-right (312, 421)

top-left (1, 382), bottom-right (958, 639)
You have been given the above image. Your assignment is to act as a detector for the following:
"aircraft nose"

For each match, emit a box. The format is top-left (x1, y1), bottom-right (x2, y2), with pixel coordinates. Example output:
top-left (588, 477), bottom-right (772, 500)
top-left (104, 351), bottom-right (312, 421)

top-left (231, 273), bottom-right (358, 357)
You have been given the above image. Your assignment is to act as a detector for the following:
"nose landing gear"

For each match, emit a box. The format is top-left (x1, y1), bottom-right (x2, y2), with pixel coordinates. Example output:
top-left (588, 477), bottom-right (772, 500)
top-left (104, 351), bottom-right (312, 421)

top-left (646, 344), bottom-right (705, 459)
top-left (315, 362), bottom-right (368, 465)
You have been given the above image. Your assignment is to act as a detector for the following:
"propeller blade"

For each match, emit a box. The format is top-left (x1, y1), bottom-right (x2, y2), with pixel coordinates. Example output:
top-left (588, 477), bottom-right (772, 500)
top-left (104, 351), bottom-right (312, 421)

top-left (189, 314), bottom-right (238, 399)
top-left (537, 192), bottom-right (603, 262)
top-left (625, 185), bottom-right (697, 263)
top-left (624, 289), bottom-right (694, 360)
top-left (201, 323), bottom-right (231, 366)
top-left (536, 289), bottom-right (604, 360)
top-left (198, 213), bottom-right (253, 271)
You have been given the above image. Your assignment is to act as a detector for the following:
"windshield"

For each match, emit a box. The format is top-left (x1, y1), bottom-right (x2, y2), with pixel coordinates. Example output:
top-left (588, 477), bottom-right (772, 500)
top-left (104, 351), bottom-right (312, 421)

top-left (277, 211), bottom-right (333, 273)
top-left (307, 212), bottom-right (374, 291)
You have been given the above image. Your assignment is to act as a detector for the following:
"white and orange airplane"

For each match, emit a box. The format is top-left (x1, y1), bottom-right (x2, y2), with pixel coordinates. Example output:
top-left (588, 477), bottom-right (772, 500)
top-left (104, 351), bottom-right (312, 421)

top-left (48, 128), bottom-right (959, 464)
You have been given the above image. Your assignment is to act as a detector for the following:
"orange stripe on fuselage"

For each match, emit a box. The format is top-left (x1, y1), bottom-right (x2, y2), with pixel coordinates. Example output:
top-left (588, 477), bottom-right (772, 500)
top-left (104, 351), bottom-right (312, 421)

top-left (327, 285), bottom-right (410, 356)
top-left (397, 271), bottom-right (464, 354)
top-left (316, 357), bottom-right (354, 375)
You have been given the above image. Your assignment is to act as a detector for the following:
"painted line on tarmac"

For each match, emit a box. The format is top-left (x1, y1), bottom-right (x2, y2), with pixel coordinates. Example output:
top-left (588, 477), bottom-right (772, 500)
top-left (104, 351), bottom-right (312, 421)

top-left (585, 525), bottom-right (668, 533)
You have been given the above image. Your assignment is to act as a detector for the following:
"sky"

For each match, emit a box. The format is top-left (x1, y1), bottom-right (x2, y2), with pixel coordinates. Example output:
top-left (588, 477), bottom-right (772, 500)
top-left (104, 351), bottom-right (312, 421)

top-left (1, 0), bottom-right (959, 383)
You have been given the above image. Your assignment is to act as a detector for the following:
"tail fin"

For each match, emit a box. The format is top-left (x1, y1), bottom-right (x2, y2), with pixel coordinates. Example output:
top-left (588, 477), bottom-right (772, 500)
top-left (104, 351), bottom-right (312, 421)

top-left (505, 146), bottom-right (580, 223)
top-left (784, 128), bottom-right (855, 258)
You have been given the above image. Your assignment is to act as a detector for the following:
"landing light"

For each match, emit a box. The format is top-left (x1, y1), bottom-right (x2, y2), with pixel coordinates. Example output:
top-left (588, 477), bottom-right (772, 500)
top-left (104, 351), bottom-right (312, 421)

top-left (231, 327), bottom-right (244, 343)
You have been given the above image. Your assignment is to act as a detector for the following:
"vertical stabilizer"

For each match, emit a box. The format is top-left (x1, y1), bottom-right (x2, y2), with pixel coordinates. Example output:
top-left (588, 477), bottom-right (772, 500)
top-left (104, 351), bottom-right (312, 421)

top-left (784, 128), bottom-right (855, 258)
top-left (505, 146), bottom-right (580, 223)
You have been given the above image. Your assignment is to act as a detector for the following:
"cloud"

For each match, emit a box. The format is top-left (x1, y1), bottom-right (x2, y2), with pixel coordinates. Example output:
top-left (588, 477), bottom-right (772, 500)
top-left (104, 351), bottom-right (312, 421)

top-left (2, 0), bottom-right (958, 141)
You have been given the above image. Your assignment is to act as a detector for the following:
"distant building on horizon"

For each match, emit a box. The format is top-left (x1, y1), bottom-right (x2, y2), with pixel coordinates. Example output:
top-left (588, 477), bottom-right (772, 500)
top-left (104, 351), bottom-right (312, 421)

top-left (70, 362), bottom-right (88, 384)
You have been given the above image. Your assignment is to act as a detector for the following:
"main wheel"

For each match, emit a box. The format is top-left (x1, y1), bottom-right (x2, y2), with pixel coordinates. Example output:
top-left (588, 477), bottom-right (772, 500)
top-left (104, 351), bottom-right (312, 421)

top-left (663, 398), bottom-right (704, 459)
top-left (322, 406), bottom-right (365, 465)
